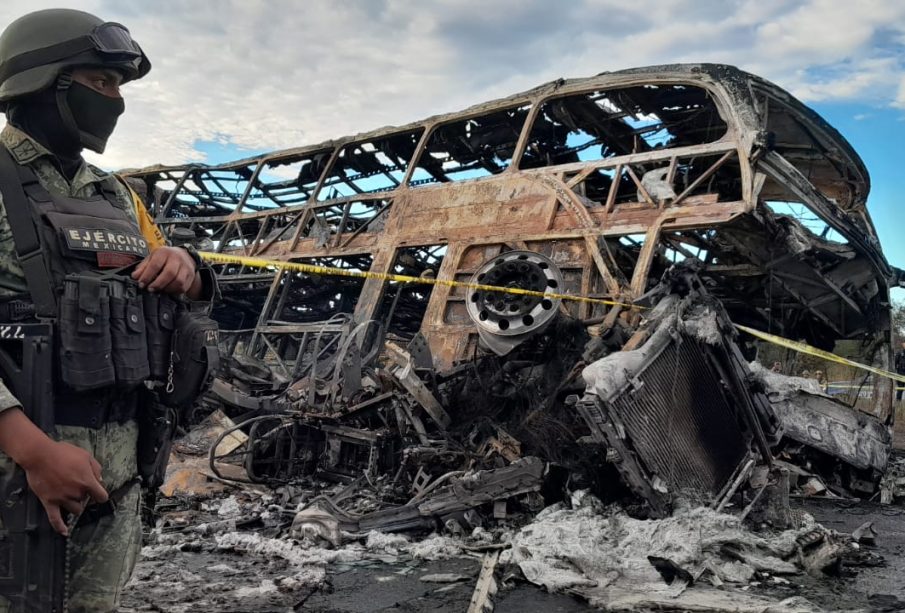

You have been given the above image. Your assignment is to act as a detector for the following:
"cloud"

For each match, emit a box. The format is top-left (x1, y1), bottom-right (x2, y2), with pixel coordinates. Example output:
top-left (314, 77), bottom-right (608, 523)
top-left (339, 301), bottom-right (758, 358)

top-left (787, 57), bottom-right (902, 102)
top-left (753, 0), bottom-right (900, 64)
top-left (0, 0), bottom-right (903, 170)
top-left (896, 76), bottom-right (905, 109)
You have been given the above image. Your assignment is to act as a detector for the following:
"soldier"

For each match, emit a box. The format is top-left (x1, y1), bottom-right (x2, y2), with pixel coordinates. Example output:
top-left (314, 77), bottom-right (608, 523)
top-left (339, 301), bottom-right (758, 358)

top-left (0, 9), bottom-right (215, 612)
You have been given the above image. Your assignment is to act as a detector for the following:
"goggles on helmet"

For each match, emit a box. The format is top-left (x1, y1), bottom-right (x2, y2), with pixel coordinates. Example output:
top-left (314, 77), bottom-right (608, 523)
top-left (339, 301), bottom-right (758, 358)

top-left (0, 22), bottom-right (143, 84)
top-left (85, 22), bottom-right (142, 58)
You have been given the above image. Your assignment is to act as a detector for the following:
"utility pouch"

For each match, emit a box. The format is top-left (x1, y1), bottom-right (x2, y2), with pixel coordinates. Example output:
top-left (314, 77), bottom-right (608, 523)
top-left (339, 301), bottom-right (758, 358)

top-left (59, 274), bottom-right (115, 391)
top-left (144, 292), bottom-right (176, 381)
top-left (109, 279), bottom-right (150, 388)
top-left (160, 304), bottom-right (220, 409)
top-left (136, 389), bottom-right (177, 490)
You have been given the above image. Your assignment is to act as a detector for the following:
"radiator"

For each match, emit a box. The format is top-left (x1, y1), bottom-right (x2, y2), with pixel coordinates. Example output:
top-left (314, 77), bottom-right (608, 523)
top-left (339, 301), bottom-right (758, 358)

top-left (578, 293), bottom-right (774, 515)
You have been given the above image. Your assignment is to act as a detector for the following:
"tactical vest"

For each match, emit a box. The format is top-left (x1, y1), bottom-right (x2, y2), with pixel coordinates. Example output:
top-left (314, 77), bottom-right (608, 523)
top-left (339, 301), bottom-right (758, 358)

top-left (0, 148), bottom-right (219, 429)
top-left (0, 148), bottom-right (172, 404)
top-left (25, 169), bottom-right (150, 281)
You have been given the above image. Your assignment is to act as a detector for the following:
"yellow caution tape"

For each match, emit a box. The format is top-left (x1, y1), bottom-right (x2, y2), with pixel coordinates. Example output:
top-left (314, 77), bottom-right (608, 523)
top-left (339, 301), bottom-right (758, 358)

top-left (198, 251), bottom-right (640, 309)
top-left (735, 324), bottom-right (905, 384)
top-left (196, 251), bottom-right (903, 385)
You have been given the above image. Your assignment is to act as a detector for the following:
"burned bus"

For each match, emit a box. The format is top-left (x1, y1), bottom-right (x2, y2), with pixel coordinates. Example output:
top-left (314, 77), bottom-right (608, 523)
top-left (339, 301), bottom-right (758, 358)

top-left (127, 64), bottom-right (894, 516)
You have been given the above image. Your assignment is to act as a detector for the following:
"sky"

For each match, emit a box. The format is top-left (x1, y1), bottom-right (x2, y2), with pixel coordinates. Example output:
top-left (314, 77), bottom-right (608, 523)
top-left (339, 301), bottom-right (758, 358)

top-left (1, 0), bottom-right (904, 295)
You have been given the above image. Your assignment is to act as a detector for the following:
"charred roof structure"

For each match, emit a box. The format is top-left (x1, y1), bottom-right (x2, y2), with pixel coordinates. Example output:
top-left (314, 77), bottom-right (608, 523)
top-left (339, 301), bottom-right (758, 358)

top-left (127, 64), bottom-right (895, 519)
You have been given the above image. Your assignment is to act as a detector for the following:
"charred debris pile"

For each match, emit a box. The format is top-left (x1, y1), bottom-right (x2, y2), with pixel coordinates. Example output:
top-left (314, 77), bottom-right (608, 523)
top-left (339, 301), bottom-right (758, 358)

top-left (147, 264), bottom-right (896, 610)
top-left (124, 64), bottom-right (900, 608)
top-left (192, 261), bottom-right (892, 525)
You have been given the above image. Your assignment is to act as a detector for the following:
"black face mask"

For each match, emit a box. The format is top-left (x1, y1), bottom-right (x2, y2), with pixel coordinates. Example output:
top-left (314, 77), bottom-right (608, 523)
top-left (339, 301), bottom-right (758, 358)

top-left (6, 87), bottom-right (83, 179)
top-left (62, 81), bottom-right (125, 154)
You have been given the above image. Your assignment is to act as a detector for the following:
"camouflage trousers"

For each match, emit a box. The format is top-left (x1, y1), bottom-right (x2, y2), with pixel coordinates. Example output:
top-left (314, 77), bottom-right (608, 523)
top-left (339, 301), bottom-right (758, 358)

top-left (0, 420), bottom-right (142, 613)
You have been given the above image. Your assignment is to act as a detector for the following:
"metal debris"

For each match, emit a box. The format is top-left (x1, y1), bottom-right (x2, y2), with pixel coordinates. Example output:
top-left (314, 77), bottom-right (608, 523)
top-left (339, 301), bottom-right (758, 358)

top-left (851, 521), bottom-right (878, 546)
top-left (467, 551), bottom-right (500, 613)
top-left (506, 493), bottom-right (841, 611)
top-left (753, 363), bottom-right (891, 496)
top-left (420, 573), bottom-right (470, 583)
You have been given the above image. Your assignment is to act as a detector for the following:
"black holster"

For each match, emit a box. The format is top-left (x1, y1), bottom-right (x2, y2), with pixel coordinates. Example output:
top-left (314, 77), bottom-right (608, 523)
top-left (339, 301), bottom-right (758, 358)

top-left (137, 300), bottom-right (219, 492)
top-left (136, 388), bottom-right (177, 490)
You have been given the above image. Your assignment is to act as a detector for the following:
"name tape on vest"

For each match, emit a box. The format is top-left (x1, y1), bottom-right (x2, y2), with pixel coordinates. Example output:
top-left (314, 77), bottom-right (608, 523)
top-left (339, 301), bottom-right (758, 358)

top-left (64, 228), bottom-right (150, 256)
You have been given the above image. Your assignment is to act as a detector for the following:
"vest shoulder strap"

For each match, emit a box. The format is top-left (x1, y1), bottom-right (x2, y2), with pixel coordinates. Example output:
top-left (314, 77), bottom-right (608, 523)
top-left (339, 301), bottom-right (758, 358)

top-left (0, 149), bottom-right (57, 318)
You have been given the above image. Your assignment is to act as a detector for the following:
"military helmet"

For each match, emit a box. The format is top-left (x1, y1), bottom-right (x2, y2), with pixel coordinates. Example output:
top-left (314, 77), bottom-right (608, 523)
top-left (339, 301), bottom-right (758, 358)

top-left (0, 9), bottom-right (151, 109)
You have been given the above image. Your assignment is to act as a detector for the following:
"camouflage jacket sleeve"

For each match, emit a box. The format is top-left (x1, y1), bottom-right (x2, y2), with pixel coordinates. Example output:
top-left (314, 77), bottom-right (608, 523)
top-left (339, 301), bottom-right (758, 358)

top-left (0, 192), bottom-right (24, 414)
top-left (0, 381), bottom-right (20, 413)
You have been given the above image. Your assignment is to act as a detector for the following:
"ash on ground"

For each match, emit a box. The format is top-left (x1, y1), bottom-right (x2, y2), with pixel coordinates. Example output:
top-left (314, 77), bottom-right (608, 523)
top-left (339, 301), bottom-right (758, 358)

top-left (122, 475), bottom-right (905, 612)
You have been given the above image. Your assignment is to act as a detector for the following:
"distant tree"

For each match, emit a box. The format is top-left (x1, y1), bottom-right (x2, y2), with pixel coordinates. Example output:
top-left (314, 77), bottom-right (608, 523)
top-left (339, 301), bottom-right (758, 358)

top-left (893, 300), bottom-right (905, 346)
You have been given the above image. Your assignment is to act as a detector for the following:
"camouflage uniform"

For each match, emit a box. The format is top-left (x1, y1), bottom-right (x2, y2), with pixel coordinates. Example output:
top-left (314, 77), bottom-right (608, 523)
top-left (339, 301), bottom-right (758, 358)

top-left (0, 124), bottom-right (150, 612)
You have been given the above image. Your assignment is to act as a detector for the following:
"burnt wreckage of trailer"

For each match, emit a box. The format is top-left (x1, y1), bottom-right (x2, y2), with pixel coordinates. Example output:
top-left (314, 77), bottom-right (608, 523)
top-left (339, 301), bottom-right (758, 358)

top-left (126, 64), bottom-right (896, 524)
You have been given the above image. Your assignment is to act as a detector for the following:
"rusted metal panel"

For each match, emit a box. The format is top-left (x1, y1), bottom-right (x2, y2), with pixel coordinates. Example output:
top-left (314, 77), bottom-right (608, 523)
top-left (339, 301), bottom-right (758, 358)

top-left (391, 188), bottom-right (556, 242)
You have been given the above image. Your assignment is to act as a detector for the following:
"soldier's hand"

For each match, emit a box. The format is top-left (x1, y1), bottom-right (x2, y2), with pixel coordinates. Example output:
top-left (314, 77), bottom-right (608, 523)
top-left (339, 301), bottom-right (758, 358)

top-left (133, 246), bottom-right (198, 295)
top-left (22, 440), bottom-right (108, 536)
